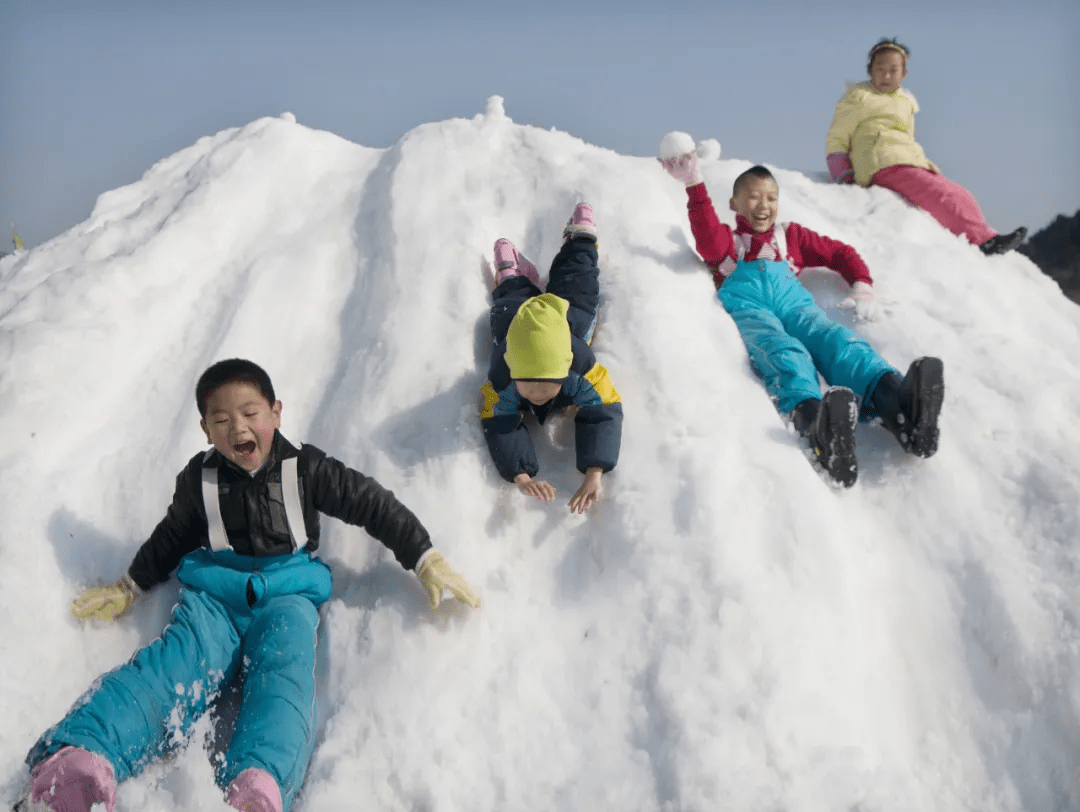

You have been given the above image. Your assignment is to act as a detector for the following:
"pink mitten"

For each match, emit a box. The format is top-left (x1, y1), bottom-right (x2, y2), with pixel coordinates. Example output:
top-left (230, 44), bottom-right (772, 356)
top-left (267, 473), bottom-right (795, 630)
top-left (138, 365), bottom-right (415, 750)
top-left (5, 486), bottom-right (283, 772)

top-left (659, 152), bottom-right (703, 187)
top-left (827, 153), bottom-right (854, 184)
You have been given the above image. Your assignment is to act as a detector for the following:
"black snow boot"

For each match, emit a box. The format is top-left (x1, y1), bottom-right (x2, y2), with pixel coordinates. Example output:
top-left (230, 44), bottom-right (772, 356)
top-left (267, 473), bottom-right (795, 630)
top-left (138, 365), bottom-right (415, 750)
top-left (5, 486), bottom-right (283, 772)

top-left (979, 226), bottom-right (1027, 256)
top-left (792, 387), bottom-right (858, 488)
top-left (870, 357), bottom-right (945, 458)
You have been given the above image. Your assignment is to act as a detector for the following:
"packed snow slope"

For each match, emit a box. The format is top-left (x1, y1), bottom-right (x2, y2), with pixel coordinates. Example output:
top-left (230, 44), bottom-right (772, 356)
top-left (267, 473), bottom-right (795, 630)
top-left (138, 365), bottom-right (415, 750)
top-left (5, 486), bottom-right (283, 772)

top-left (2, 98), bottom-right (1079, 812)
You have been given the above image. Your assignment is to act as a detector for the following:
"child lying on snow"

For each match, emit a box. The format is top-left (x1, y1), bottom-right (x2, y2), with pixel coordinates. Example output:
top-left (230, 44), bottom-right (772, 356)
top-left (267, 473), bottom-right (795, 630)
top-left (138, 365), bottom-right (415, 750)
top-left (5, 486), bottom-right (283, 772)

top-left (660, 142), bottom-right (944, 487)
top-left (18, 359), bottom-right (480, 812)
top-left (480, 203), bottom-right (623, 514)
top-left (826, 37), bottom-right (1026, 255)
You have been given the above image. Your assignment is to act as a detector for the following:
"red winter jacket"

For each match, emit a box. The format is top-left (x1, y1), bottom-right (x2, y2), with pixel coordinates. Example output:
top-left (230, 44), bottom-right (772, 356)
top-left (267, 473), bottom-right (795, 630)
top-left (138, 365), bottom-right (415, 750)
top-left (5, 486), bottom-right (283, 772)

top-left (685, 183), bottom-right (872, 290)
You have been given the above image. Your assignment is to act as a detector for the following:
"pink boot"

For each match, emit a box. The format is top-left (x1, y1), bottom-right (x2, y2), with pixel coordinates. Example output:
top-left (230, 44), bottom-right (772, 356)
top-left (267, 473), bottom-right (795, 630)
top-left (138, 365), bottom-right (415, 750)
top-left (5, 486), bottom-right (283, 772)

top-left (493, 239), bottom-right (539, 286)
top-left (226, 767), bottom-right (284, 812)
top-left (562, 202), bottom-right (597, 243)
top-left (24, 746), bottom-right (117, 812)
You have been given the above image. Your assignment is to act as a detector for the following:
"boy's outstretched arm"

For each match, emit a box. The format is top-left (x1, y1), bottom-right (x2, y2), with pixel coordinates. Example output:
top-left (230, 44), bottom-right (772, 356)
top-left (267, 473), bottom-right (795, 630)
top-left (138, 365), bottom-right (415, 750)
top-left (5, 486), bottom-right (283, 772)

top-left (305, 448), bottom-right (481, 609)
top-left (569, 364), bottom-right (622, 513)
top-left (127, 456), bottom-right (210, 589)
top-left (305, 448), bottom-right (433, 571)
top-left (480, 382), bottom-right (541, 485)
top-left (789, 223), bottom-right (879, 320)
top-left (74, 454), bottom-right (208, 621)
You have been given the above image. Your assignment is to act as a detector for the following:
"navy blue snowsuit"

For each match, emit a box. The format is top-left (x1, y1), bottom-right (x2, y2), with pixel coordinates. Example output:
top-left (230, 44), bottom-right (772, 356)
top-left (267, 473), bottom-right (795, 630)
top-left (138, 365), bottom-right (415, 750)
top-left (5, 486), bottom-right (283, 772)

top-left (479, 238), bottom-right (623, 481)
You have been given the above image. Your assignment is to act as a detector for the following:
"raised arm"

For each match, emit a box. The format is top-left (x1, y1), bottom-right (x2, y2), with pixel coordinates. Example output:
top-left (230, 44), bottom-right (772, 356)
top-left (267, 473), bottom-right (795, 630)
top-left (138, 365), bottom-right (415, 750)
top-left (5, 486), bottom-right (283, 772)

top-left (685, 183), bottom-right (736, 282)
top-left (660, 151), bottom-right (736, 284)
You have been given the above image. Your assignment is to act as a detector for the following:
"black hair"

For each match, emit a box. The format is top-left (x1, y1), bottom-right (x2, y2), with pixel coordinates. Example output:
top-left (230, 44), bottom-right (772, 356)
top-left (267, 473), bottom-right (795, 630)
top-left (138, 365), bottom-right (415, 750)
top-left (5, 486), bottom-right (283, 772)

top-left (732, 165), bottom-right (777, 197)
top-left (867, 37), bottom-right (910, 73)
top-left (195, 358), bottom-right (276, 417)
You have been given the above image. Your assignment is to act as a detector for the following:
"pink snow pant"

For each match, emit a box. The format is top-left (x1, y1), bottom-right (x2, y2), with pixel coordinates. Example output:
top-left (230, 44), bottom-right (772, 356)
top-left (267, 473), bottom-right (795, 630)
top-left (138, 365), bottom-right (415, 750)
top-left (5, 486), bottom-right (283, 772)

top-left (872, 164), bottom-right (996, 246)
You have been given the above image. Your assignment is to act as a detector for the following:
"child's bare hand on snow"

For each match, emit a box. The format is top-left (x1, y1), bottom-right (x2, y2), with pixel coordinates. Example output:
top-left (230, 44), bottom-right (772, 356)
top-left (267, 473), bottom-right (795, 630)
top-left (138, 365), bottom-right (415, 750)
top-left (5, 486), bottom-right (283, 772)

top-left (568, 468), bottom-right (603, 514)
top-left (514, 473), bottom-right (556, 502)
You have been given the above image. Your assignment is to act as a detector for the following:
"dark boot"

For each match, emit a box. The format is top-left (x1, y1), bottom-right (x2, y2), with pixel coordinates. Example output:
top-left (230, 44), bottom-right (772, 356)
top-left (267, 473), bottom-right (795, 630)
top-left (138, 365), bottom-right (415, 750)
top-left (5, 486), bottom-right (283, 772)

top-left (792, 388), bottom-right (858, 487)
top-left (791, 397), bottom-right (819, 438)
top-left (979, 226), bottom-right (1027, 256)
top-left (870, 357), bottom-right (944, 458)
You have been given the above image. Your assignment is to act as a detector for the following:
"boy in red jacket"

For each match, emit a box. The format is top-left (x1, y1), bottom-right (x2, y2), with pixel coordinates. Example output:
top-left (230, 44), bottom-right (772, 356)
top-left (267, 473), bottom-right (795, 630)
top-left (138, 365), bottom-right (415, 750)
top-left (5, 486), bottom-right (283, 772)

top-left (660, 151), bottom-right (944, 487)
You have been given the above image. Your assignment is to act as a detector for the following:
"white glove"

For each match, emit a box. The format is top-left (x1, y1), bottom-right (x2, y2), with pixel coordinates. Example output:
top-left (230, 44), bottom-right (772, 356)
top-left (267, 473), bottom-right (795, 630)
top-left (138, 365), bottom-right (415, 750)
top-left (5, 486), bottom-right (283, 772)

top-left (837, 281), bottom-right (879, 321)
top-left (658, 152), bottom-right (703, 187)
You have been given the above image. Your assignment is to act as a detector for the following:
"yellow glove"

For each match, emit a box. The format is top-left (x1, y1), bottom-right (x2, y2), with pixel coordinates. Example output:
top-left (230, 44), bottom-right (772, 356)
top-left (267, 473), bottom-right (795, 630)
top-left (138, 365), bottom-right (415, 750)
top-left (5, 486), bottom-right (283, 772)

top-left (416, 550), bottom-right (482, 609)
top-left (71, 574), bottom-right (141, 621)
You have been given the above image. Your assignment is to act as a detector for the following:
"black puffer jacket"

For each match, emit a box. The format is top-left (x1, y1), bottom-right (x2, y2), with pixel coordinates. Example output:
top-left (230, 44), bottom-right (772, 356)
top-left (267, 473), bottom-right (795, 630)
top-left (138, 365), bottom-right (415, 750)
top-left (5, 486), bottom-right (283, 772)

top-left (128, 432), bottom-right (432, 590)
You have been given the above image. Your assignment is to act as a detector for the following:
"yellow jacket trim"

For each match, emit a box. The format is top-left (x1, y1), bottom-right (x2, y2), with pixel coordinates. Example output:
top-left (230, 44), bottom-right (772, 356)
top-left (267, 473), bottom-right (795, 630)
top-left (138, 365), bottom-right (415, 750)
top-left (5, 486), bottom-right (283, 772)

top-left (584, 364), bottom-right (621, 405)
top-left (480, 382), bottom-right (501, 420)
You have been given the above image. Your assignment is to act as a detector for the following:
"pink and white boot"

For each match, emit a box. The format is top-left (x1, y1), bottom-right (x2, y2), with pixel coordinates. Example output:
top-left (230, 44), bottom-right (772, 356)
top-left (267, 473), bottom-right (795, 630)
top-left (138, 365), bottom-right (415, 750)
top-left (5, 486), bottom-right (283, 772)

top-left (493, 239), bottom-right (540, 286)
top-left (225, 767), bottom-right (284, 812)
top-left (562, 202), bottom-right (597, 243)
top-left (21, 746), bottom-right (117, 812)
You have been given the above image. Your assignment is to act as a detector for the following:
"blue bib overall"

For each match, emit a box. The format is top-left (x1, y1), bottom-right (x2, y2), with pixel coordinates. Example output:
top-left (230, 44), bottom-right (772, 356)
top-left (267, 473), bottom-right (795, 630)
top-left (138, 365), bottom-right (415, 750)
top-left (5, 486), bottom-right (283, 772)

top-left (30, 510), bottom-right (332, 812)
top-left (717, 229), bottom-right (895, 414)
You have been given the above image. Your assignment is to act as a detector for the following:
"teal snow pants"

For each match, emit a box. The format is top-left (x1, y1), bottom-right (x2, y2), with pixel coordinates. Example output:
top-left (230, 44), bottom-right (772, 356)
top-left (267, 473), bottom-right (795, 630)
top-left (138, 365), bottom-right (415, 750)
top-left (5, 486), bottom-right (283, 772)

top-left (27, 548), bottom-right (332, 812)
top-left (718, 258), bottom-right (895, 414)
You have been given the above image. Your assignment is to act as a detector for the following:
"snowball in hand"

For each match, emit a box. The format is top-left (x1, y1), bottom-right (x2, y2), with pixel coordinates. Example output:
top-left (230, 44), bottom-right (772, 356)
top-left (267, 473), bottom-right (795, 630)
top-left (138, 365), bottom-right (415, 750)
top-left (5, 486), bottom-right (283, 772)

top-left (696, 138), bottom-right (722, 161)
top-left (660, 131), bottom-right (696, 159)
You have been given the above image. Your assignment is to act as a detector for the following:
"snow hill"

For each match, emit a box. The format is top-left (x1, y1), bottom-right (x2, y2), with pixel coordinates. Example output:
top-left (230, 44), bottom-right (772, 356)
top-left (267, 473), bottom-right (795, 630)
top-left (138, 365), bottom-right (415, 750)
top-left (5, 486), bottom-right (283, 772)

top-left (2, 96), bottom-right (1079, 812)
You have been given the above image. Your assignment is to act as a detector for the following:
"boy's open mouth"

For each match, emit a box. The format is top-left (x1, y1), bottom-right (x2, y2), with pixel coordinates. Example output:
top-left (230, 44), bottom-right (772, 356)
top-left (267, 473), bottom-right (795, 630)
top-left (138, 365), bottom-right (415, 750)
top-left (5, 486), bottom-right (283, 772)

top-left (234, 441), bottom-right (257, 456)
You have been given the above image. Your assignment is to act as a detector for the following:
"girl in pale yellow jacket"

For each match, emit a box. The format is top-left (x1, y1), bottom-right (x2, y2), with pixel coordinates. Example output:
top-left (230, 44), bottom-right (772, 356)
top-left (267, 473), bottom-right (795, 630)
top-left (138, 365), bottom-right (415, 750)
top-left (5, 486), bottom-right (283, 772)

top-left (826, 38), bottom-right (1026, 256)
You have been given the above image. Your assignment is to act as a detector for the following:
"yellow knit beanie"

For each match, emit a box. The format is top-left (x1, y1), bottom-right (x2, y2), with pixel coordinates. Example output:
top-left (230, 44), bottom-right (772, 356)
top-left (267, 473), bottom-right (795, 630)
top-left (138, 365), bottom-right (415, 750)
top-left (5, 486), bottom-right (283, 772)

top-left (504, 294), bottom-right (573, 380)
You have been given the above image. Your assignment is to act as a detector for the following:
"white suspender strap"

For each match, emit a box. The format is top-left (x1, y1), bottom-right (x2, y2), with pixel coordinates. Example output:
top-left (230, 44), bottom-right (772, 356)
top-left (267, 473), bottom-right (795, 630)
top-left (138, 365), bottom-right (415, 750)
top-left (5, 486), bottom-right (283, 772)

top-left (726, 224), bottom-right (787, 273)
top-left (734, 231), bottom-right (748, 261)
top-left (200, 447), bottom-right (308, 554)
top-left (281, 455), bottom-right (308, 553)
top-left (774, 222), bottom-right (788, 264)
top-left (201, 463), bottom-right (230, 552)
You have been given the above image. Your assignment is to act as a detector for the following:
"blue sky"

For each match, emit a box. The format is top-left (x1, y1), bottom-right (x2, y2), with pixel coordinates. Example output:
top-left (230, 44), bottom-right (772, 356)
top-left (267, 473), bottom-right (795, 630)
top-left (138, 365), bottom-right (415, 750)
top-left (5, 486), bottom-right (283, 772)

top-left (2, 0), bottom-right (1078, 249)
